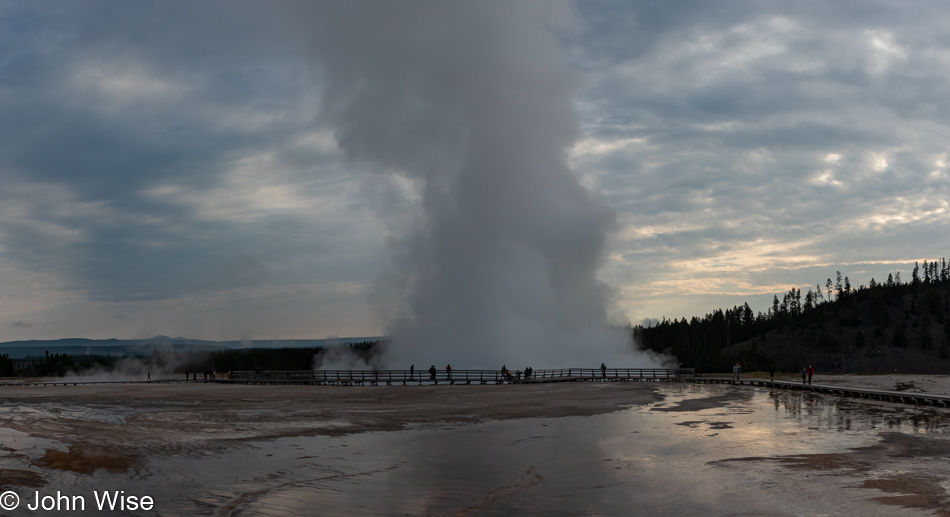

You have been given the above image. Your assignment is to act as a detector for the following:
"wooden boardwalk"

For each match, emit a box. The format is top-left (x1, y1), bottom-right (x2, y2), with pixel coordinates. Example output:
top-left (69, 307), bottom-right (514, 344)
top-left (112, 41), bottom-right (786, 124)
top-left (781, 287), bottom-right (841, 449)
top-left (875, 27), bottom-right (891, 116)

top-left (3, 372), bottom-right (950, 410)
top-left (216, 368), bottom-right (695, 386)
top-left (0, 368), bottom-right (694, 387)
top-left (684, 376), bottom-right (950, 408)
top-left (0, 379), bottom-right (197, 387)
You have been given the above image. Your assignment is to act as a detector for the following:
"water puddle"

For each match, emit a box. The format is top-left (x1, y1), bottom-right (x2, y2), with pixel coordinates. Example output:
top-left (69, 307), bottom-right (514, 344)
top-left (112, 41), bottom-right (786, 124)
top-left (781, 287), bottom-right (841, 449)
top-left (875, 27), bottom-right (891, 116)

top-left (2, 384), bottom-right (950, 516)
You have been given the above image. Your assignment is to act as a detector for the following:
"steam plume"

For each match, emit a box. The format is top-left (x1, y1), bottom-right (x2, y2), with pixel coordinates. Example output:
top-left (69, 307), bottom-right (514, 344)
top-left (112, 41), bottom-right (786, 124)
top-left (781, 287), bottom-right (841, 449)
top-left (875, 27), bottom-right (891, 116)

top-left (300, 2), bottom-right (666, 368)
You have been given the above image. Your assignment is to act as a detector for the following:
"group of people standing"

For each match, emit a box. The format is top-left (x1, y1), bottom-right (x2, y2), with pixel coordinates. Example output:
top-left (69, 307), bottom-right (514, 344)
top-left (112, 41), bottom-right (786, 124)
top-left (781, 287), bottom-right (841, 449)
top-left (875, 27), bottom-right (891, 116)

top-left (501, 365), bottom-right (533, 380)
top-left (430, 364), bottom-right (451, 379)
top-left (408, 364), bottom-right (541, 382)
top-left (737, 363), bottom-right (816, 385)
top-left (408, 364), bottom-right (452, 380)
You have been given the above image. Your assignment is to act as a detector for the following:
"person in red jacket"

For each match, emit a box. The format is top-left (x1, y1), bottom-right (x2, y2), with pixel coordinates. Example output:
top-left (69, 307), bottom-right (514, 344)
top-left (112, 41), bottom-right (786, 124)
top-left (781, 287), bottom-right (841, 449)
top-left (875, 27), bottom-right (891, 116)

top-left (446, 364), bottom-right (452, 380)
top-left (807, 365), bottom-right (814, 385)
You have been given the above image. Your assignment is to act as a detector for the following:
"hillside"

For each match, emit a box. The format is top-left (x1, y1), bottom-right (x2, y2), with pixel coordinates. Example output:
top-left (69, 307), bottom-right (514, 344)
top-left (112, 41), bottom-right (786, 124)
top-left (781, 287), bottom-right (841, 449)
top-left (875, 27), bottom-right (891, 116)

top-left (0, 335), bottom-right (383, 359)
top-left (636, 260), bottom-right (950, 374)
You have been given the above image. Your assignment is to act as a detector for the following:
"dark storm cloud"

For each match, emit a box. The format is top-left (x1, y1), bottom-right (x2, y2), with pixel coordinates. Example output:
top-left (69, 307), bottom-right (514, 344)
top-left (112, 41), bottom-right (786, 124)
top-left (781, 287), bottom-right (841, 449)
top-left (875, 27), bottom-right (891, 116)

top-left (0, 2), bottom-right (386, 309)
top-left (0, 2), bottom-right (294, 192)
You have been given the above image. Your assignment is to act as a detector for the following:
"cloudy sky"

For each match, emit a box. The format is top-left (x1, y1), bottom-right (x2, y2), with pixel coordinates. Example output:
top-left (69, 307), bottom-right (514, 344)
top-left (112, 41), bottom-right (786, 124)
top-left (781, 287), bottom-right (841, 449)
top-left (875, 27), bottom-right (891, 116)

top-left (1, 1), bottom-right (949, 342)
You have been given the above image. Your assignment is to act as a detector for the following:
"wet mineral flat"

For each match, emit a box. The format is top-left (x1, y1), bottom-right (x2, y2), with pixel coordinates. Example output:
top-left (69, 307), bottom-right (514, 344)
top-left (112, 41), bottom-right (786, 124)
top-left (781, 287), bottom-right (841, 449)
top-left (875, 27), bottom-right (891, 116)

top-left (1, 381), bottom-right (949, 516)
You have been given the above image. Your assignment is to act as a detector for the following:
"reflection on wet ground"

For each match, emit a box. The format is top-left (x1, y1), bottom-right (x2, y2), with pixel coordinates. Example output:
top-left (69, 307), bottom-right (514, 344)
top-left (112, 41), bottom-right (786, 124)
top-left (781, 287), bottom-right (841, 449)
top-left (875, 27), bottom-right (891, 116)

top-left (768, 387), bottom-right (950, 435)
top-left (3, 384), bottom-right (950, 515)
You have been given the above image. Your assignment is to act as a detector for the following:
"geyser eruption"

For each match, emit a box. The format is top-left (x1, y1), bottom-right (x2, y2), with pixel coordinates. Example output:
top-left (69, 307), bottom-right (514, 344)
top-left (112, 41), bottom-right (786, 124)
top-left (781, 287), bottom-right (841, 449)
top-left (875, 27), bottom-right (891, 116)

top-left (302, 2), bottom-right (665, 368)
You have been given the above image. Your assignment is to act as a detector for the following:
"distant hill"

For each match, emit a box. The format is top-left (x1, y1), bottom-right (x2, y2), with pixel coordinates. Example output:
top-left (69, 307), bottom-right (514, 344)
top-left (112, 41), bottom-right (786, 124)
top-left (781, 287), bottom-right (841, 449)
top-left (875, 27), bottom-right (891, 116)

top-left (636, 260), bottom-right (950, 374)
top-left (0, 335), bottom-right (384, 359)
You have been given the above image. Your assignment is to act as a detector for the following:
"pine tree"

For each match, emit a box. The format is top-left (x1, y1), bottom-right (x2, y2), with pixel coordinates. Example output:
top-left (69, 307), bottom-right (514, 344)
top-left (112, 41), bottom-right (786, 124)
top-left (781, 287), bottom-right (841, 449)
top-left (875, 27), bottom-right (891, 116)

top-left (893, 324), bottom-right (908, 348)
top-left (921, 314), bottom-right (933, 350)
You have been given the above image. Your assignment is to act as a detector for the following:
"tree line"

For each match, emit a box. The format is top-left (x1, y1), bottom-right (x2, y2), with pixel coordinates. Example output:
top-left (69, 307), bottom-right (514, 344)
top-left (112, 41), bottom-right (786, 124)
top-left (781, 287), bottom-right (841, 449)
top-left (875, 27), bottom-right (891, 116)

top-left (635, 258), bottom-right (950, 373)
top-left (1, 341), bottom-right (384, 378)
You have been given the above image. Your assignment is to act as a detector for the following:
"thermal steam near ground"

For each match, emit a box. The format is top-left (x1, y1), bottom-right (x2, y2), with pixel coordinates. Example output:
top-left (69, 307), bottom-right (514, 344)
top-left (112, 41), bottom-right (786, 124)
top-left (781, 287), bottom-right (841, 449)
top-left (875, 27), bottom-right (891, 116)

top-left (301, 2), bottom-right (662, 369)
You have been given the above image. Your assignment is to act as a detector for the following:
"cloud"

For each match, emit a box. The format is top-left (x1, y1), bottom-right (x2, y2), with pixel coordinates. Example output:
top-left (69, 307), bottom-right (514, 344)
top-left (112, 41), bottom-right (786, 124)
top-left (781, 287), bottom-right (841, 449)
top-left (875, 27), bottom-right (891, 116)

top-left (0, 1), bottom-right (947, 346)
top-left (567, 1), bottom-right (950, 321)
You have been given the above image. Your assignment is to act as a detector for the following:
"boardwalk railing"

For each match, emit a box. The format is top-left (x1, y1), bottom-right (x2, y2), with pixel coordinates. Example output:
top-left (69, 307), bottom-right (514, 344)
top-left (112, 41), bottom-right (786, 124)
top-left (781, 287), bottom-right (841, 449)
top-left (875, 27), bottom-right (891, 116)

top-left (0, 379), bottom-right (199, 387)
top-left (226, 368), bottom-right (695, 385)
top-left (684, 377), bottom-right (950, 408)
